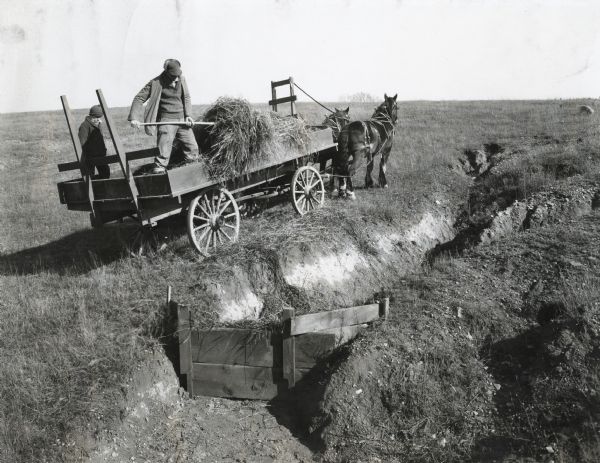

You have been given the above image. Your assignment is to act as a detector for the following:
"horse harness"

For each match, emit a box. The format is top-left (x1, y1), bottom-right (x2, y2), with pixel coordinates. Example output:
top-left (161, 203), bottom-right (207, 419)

top-left (361, 115), bottom-right (395, 162)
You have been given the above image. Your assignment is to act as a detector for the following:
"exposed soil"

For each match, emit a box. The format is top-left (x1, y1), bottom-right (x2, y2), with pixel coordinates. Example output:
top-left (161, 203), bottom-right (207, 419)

top-left (86, 352), bottom-right (315, 463)
top-left (81, 142), bottom-right (600, 462)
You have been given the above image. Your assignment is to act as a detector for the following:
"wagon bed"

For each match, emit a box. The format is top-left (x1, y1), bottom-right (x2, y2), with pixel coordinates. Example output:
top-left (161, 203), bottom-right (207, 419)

top-left (56, 89), bottom-right (336, 254)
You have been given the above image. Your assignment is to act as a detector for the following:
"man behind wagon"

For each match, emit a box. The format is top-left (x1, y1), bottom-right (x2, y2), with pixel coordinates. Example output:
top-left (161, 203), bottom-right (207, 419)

top-left (128, 59), bottom-right (199, 174)
top-left (79, 105), bottom-right (109, 179)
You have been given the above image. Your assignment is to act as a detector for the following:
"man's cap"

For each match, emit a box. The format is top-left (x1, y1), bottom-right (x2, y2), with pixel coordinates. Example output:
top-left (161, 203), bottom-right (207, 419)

top-left (89, 105), bottom-right (103, 118)
top-left (165, 60), bottom-right (182, 78)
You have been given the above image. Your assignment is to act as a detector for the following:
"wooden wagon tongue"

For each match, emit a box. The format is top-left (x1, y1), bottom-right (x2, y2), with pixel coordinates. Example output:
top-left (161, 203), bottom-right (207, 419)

top-left (176, 294), bottom-right (390, 400)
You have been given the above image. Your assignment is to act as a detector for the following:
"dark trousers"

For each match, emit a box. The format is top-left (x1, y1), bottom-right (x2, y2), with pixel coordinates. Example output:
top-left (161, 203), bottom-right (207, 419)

top-left (83, 151), bottom-right (110, 179)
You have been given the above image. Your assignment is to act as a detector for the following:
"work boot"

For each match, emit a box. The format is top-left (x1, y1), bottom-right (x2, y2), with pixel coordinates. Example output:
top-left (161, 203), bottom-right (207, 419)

top-left (182, 155), bottom-right (198, 165)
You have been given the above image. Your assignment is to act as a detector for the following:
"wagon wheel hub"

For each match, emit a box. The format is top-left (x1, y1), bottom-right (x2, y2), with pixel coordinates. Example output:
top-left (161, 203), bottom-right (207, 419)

top-left (210, 214), bottom-right (223, 229)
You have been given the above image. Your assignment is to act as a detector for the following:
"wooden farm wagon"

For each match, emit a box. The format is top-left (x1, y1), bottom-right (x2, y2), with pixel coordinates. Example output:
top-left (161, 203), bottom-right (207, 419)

top-left (56, 86), bottom-right (336, 254)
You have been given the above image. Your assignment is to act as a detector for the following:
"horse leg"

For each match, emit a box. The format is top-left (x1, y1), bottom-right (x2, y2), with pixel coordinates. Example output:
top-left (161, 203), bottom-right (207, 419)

top-left (378, 148), bottom-right (391, 188)
top-left (365, 156), bottom-right (374, 188)
top-left (338, 177), bottom-right (347, 198)
top-left (346, 177), bottom-right (356, 200)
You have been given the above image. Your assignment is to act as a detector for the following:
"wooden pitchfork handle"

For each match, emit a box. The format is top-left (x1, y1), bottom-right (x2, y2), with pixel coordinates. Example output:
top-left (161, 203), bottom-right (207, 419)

top-left (136, 121), bottom-right (215, 126)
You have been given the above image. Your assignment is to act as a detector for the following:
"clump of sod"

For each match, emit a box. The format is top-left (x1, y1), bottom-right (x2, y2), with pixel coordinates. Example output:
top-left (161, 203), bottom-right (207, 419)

top-left (202, 97), bottom-right (309, 177)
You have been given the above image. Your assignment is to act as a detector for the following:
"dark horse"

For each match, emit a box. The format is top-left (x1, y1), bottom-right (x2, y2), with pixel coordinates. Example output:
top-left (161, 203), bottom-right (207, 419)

top-left (322, 107), bottom-right (350, 142)
top-left (334, 94), bottom-right (398, 198)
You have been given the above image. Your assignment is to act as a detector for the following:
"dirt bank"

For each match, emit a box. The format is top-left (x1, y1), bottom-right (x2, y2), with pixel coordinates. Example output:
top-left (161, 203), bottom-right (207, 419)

top-left (178, 196), bottom-right (461, 324)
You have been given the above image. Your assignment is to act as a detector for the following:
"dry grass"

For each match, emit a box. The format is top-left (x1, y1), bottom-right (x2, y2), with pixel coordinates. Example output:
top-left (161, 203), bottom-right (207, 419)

top-left (1, 98), bottom-right (600, 461)
top-left (202, 97), bottom-right (309, 177)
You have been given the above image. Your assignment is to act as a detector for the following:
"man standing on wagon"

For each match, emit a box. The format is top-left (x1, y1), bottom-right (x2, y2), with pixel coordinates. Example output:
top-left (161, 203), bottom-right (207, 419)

top-left (128, 59), bottom-right (199, 174)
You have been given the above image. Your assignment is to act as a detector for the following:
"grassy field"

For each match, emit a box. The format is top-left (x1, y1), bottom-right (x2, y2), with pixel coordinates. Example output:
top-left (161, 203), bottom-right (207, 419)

top-left (1, 98), bottom-right (599, 461)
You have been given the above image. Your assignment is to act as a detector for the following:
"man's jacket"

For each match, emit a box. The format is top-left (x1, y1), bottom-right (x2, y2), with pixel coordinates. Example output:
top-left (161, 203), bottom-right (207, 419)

top-left (78, 117), bottom-right (106, 158)
top-left (128, 73), bottom-right (192, 136)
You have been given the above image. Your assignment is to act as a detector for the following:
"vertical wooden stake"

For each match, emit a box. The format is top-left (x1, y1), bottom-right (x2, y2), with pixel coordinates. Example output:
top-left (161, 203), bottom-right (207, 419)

top-left (95, 89), bottom-right (141, 216)
top-left (288, 76), bottom-right (297, 117)
top-left (166, 285), bottom-right (172, 305)
top-left (379, 297), bottom-right (390, 321)
top-left (271, 82), bottom-right (277, 112)
top-left (281, 308), bottom-right (296, 388)
top-left (60, 95), bottom-right (96, 220)
top-left (177, 303), bottom-right (193, 396)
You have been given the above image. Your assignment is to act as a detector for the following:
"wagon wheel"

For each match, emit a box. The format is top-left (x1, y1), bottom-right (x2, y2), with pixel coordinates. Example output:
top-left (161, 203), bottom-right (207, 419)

top-left (187, 188), bottom-right (240, 255)
top-left (291, 165), bottom-right (325, 215)
top-left (128, 225), bottom-right (158, 257)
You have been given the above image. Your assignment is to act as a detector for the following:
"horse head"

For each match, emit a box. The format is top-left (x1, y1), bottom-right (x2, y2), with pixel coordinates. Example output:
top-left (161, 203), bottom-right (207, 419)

top-left (323, 107), bottom-right (350, 141)
top-left (374, 94), bottom-right (398, 126)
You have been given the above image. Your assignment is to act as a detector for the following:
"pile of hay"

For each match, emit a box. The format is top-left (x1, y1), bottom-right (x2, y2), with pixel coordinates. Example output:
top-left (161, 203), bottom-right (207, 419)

top-left (202, 97), bottom-right (309, 177)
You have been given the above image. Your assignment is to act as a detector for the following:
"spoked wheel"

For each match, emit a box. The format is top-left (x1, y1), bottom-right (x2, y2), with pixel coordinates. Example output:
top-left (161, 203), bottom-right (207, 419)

top-left (128, 225), bottom-right (158, 257)
top-left (187, 188), bottom-right (240, 255)
top-left (291, 165), bottom-right (325, 215)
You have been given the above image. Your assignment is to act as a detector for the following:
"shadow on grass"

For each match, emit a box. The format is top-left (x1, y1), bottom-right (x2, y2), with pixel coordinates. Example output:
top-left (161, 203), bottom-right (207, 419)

top-left (0, 224), bottom-right (137, 275)
top-left (0, 213), bottom-right (198, 276)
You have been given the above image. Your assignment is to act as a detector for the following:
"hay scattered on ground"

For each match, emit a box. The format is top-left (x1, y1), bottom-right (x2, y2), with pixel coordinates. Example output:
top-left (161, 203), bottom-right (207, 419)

top-left (202, 97), bottom-right (309, 177)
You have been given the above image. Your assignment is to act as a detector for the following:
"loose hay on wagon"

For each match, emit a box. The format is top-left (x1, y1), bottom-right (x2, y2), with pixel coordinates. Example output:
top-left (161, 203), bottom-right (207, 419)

top-left (56, 83), bottom-right (337, 255)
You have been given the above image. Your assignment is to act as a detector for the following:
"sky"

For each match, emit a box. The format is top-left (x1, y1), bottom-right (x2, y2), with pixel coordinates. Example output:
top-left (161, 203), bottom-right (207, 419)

top-left (0, 0), bottom-right (599, 113)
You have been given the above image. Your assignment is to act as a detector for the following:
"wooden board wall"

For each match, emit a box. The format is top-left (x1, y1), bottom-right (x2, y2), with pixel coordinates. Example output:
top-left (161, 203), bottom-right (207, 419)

top-left (179, 298), bottom-right (389, 400)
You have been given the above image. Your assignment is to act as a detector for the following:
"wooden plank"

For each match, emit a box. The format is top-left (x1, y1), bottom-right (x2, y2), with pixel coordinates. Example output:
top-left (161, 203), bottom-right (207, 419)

top-left (67, 203), bottom-right (92, 212)
top-left (191, 329), bottom-right (280, 367)
top-left (90, 176), bottom-right (171, 200)
top-left (271, 82), bottom-right (278, 111)
top-left (295, 331), bottom-right (336, 368)
top-left (317, 324), bottom-right (368, 345)
top-left (140, 206), bottom-right (182, 226)
top-left (268, 95), bottom-right (297, 106)
top-left (271, 77), bottom-right (292, 88)
top-left (61, 95), bottom-right (95, 218)
top-left (191, 365), bottom-right (311, 400)
top-left (177, 304), bottom-right (193, 394)
top-left (166, 162), bottom-right (213, 197)
top-left (289, 76), bottom-right (297, 116)
top-left (58, 148), bottom-right (158, 172)
top-left (291, 304), bottom-right (380, 336)
top-left (60, 96), bottom-right (84, 171)
top-left (191, 363), bottom-right (282, 400)
top-left (96, 89), bottom-right (140, 213)
top-left (281, 308), bottom-right (296, 387)
top-left (168, 127), bottom-right (334, 198)
top-left (93, 148), bottom-right (158, 166)
top-left (57, 180), bottom-right (86, 204)
top-left (379, 297), bottom-right (390, 320)
top-left (57, 160), bottom-right (82, 172)
top-left (190, 328), bottom-right (360, 369)
top-left (93, 198), bottom-right (135, 211)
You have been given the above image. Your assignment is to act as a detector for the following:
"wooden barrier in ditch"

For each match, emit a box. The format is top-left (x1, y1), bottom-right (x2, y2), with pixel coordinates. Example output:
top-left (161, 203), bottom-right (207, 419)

top-left (177, 299), bottom-right (389, 400)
